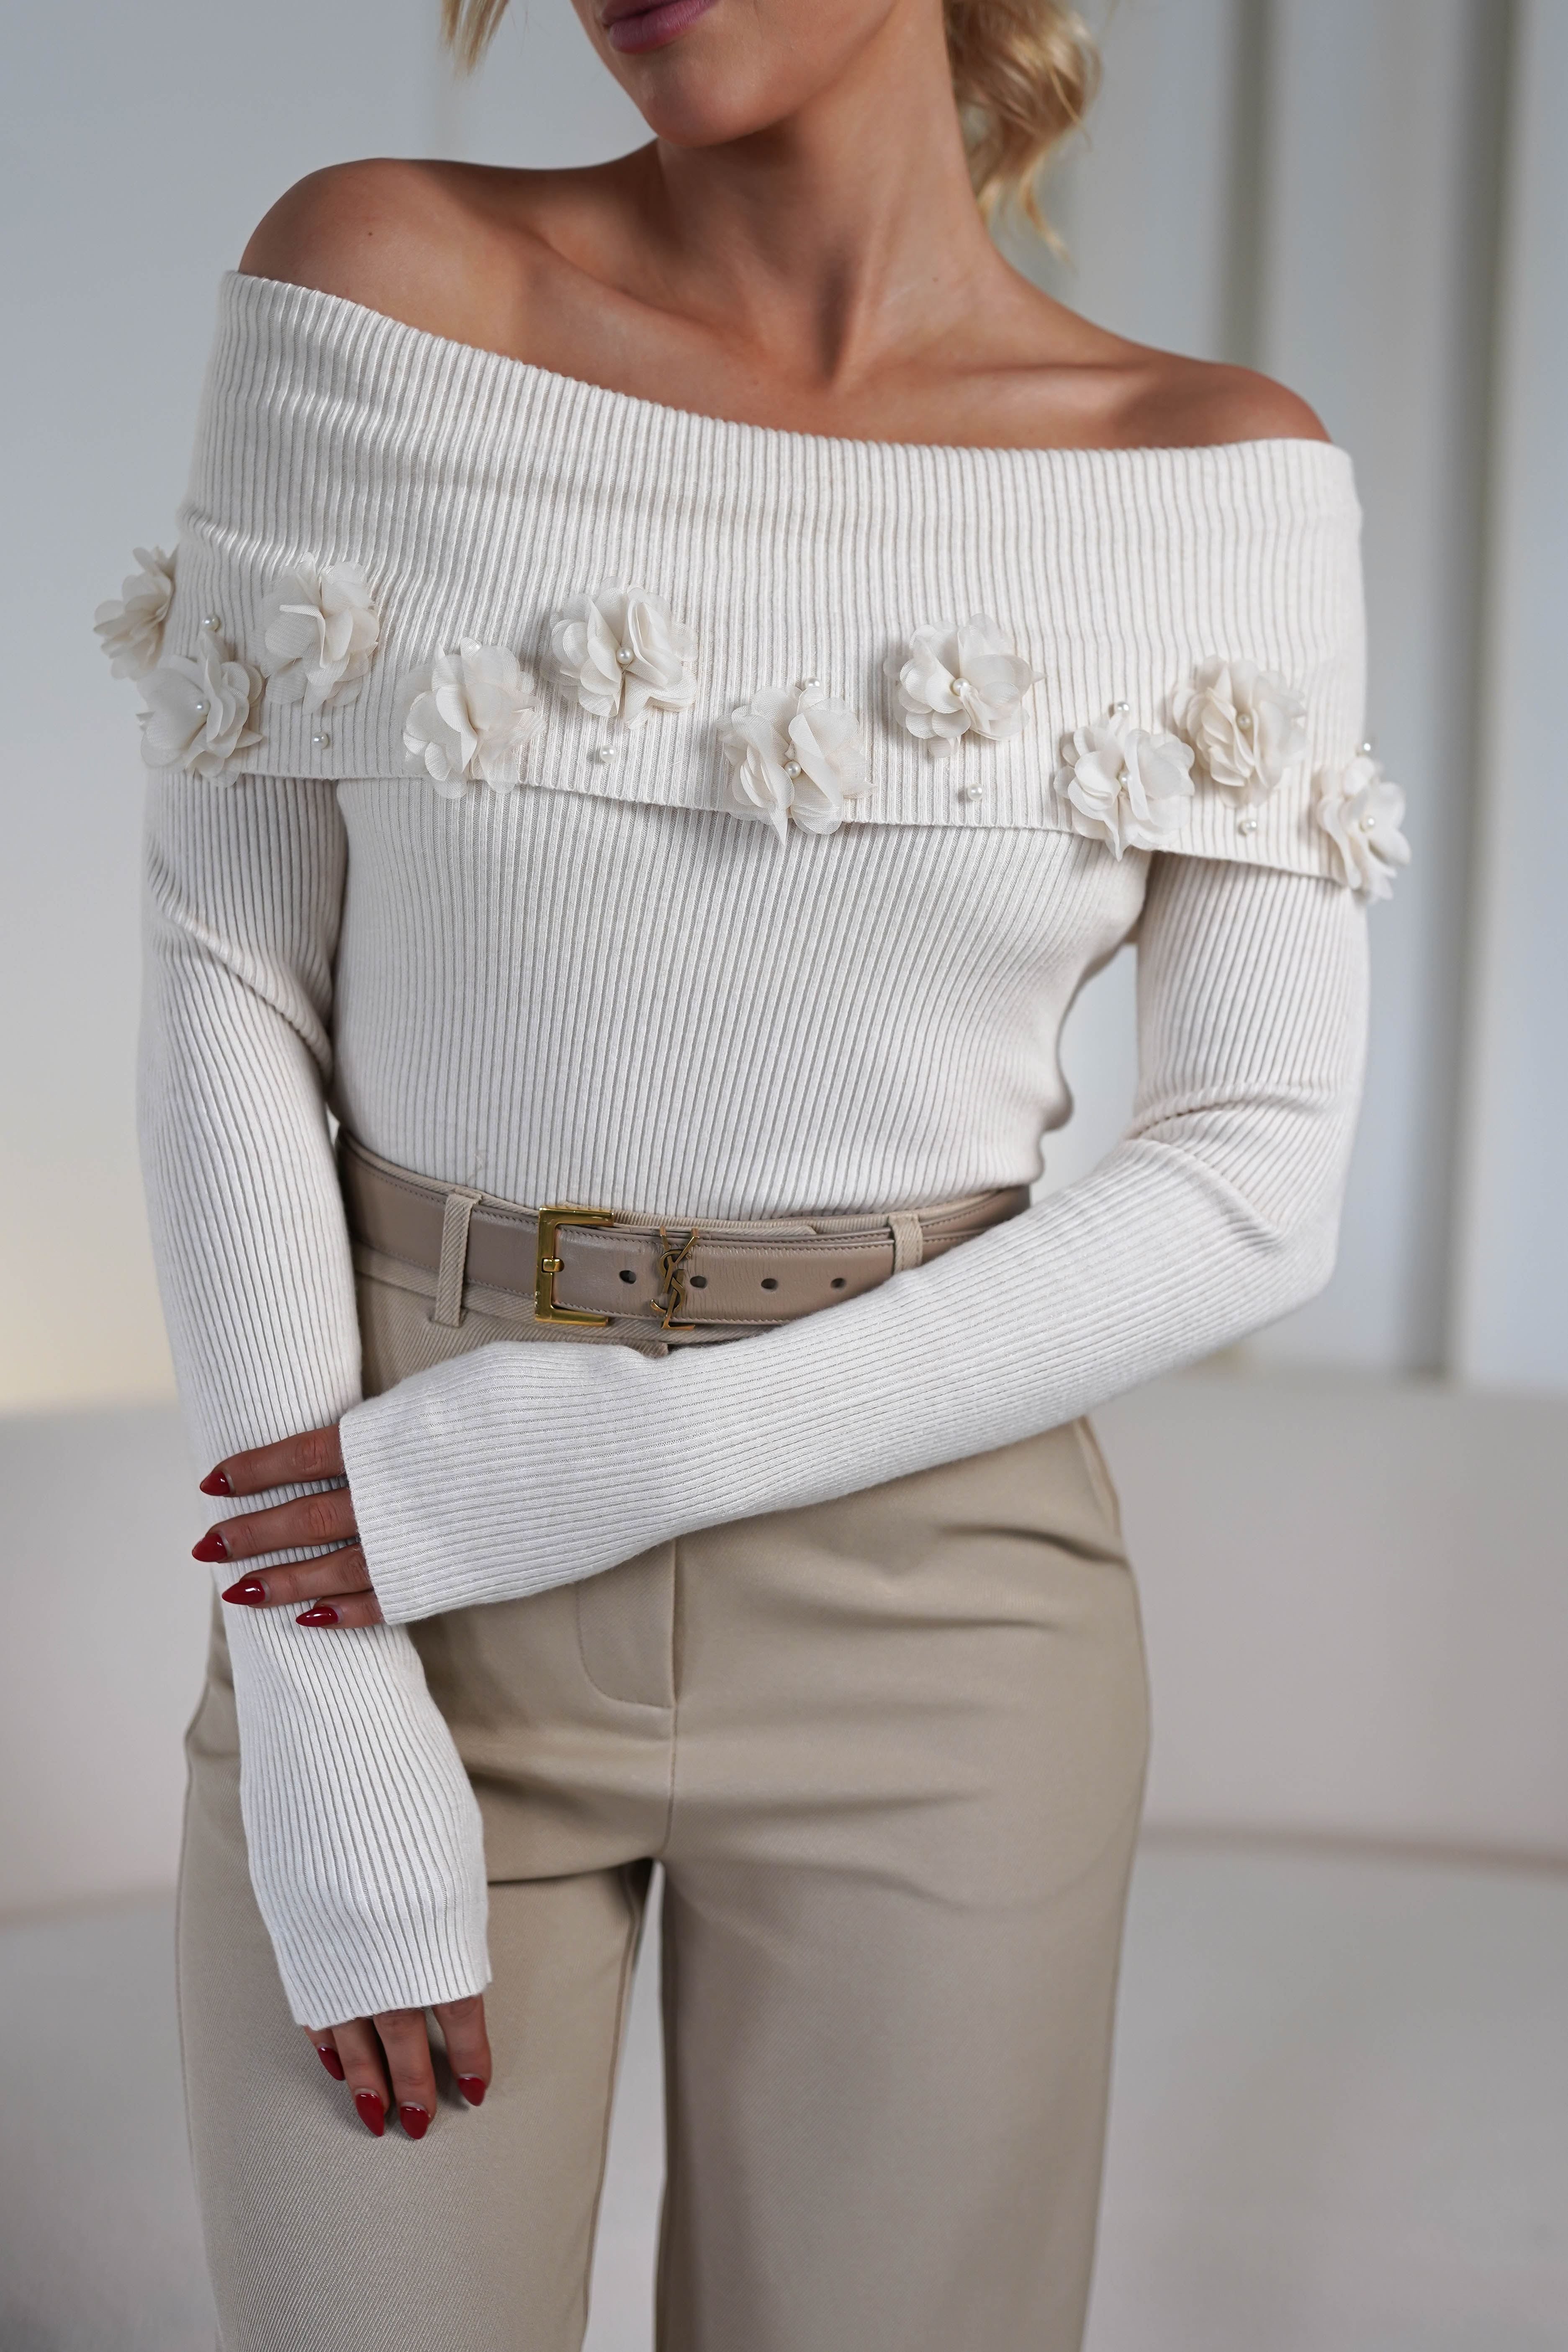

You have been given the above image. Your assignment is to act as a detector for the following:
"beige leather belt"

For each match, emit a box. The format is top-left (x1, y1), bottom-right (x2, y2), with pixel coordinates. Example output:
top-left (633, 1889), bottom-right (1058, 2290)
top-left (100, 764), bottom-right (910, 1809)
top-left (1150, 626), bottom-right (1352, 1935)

top-left (338, 1132), bottom-right (1028, 1343)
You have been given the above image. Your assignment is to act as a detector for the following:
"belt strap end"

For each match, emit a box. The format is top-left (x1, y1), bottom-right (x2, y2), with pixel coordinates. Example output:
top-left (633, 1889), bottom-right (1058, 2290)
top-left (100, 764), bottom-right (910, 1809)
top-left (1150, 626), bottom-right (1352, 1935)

top-left (430, 1188), bottom-right (483, 1328)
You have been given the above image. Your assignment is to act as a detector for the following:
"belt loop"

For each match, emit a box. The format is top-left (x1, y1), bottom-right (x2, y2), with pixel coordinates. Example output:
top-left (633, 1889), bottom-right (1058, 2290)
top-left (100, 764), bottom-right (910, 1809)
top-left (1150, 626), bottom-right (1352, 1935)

top-left (888, 1212), bottom-right (924, 1275)
top-left (430, 1188), bottom-right (483, 1327)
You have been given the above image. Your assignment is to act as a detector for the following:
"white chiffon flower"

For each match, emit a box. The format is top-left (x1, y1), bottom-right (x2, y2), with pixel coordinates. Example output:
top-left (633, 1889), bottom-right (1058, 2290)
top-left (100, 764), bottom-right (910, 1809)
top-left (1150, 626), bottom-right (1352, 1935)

top-left (139, 632), bottom-right (263, 780)
top-left (94, 547), bottom-right (175, 680)
top-left (1052, 709), bottom-right (1195, 858)
top-left (400, 641), bottom-right (543, 796)
top-left (885, 614), bottom-right (1040, 758)
top-left (1173, 655), bottom-right (1308, 802)
top-left (719, 681), bottom-right (871, 843)
top-left (550, 583), bottom-right (698, 725)
top-left (262, 560), bottom-right (380, 711)
top-left (1314, 753), bottom-right (1411, 901)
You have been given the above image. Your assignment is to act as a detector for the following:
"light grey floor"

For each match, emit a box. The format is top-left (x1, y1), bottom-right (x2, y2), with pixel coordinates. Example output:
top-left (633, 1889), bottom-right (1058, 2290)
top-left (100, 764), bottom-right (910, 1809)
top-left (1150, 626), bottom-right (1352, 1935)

top-left (3, 1843), bottom-right (1564, 2352)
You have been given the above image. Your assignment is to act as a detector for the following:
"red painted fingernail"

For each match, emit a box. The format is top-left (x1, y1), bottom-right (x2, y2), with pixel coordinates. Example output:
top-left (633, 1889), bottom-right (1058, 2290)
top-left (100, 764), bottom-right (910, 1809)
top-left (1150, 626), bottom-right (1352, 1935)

top-left (192, 1530), bottom-right (229, 1563)
top-left (199, 1469), bottom-right (233, 1496)
top-left (354, 2090), bottom-right (385, 2137)
top-left (222, 1577), bottom-right (267, 1606)
top-left (316, 2044), bottom-right (345, 2081)
top-left (297, 1604), bottom-right (339, 1627)
top-left (456, 2075), bottom-right (486, 2107)
top-left (398, 2103), bottom-right (430, 2140)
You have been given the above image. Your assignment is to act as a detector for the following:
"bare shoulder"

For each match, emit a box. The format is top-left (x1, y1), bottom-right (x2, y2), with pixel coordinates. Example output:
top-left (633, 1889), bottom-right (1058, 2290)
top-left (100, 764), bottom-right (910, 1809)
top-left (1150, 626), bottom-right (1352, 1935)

top-left (1122, 350), bottom-right (1330, 450)
top-left (996, 291), bottom-right (1331, 454)
top-left (237, 157), bottom-right (547, 345)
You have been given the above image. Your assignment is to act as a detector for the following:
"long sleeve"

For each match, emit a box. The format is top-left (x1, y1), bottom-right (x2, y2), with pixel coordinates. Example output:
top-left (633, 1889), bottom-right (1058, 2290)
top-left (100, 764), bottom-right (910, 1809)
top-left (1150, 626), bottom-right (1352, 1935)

top-left (340, 856), bottom-right (1369, 1621)
top-left (139, 772), bottom-right (489, 2028)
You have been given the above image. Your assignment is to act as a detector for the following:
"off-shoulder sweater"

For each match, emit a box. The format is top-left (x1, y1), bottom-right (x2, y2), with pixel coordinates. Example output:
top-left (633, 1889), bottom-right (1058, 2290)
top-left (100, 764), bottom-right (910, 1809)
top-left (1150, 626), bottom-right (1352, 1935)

top-left (132, 272), bottom-right (1382, 2028)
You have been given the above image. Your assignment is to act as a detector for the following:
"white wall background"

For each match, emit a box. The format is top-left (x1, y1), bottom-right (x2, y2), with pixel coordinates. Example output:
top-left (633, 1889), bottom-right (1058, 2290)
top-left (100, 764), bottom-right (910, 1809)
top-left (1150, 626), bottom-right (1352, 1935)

top-left (1, 0), bottom-right (1564, 1914)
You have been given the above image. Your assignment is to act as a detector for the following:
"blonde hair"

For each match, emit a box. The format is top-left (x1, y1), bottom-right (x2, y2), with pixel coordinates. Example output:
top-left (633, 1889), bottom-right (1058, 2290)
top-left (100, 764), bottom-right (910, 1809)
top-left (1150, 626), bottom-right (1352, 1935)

top-left (943, 1), bottom-right (1098, 222)
top-left (440, 0), bottom-right (1098, 221)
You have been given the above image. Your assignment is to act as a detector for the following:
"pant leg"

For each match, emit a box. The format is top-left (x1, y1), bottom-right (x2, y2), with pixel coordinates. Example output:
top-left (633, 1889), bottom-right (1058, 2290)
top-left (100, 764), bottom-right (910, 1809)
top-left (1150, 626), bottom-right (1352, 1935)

top-left (177, 1605), bottom-right (649, 2352)
top-left (656, 1419), bottom-right (1149, 2352)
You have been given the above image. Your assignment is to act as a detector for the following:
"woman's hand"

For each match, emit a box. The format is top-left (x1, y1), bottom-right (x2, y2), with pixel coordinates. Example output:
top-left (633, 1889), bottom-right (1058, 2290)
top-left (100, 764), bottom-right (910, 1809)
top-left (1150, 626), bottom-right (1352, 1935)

top-left (194, 1422), bottom-right (380, 1628)
top-left (308, 1994), bottom-right (492, 2139)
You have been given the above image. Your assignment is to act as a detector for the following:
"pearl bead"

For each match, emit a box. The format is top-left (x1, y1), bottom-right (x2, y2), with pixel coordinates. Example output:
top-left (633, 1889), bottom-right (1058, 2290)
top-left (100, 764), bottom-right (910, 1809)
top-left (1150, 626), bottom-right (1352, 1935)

top-left (783, 758), bottom-right (803, 781)
top-left (1116, 766), bottom-right (1130, 787)
top-left (311, 731), bottom-right (330, 748)
top-left (593, 744), bottom-right (618, 765)
top-left (1237, 709), bottom-right (1253, 730)
top-left (616, 647), bottom-right (635, 668)
top-left (797, 676), bottom-right (820, 692)
top-left (1360, 813), bottom-right (1377, 832)
top-left (1359, 738), bottom-right (1375, 756)
top-left (1237, 814), bottom-right (1259, 835)
top-left (192, 699), bottom-right (207, 715)
top-left (202, 614), bottom-right (222, 631)
top-left (1111, 699), bottom-right (1130, 715)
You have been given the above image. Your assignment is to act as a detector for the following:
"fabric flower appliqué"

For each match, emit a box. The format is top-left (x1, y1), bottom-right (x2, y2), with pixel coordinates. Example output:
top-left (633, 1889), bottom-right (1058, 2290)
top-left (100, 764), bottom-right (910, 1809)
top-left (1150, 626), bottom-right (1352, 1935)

top-left (1173, 656), bottom-right (1308, 802)
top-left (719, 680), bottom-right (871, 843)
top-left (884, 615), bottom-right (1041, 760)
top-left (1314, 754), bottom-right (1411, 901)
top-left (95, 547), bottom-right (175, 680)
top-left (262, 560), bottom-right (380, 711)
top-left (400, 642), bottom-right (543, 796)
top-left (1052, 708), bottom-right (1195, 858)
top-left (139, 632), bottom-right (262, 780)
top-left (550, 583), bottom-right (698, 726)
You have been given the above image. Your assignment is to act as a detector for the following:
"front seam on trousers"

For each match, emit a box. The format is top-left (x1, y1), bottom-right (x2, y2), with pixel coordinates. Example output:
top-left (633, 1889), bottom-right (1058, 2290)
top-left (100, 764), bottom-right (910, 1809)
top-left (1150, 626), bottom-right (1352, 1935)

top-left (653, 1884), bottom-right (683, 2352)
top-left (653, 1536), bottom-right (685, 1864)
top-left (578, 1867), bottom-right (648, 2344)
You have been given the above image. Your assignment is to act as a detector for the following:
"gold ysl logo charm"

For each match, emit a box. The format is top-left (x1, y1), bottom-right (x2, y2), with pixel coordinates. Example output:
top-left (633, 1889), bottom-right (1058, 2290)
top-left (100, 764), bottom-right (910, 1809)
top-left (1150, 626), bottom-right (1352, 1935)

top-left (651, 1228), bottom-right (699, 1332)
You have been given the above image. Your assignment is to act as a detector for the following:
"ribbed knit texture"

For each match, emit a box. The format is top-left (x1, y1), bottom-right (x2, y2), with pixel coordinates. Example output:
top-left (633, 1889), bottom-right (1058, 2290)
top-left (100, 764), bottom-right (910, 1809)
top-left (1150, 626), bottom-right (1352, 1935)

top-left (170, 274), bottom-right (1363, 872)
top-left (139, 276), bottom-right (1372, 2027)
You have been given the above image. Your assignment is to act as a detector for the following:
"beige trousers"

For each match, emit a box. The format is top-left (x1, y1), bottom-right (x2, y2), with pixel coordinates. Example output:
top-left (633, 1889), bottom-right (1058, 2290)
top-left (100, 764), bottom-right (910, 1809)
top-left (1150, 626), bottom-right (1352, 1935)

top-left (178, 1259), bottom-right (1151, 2352)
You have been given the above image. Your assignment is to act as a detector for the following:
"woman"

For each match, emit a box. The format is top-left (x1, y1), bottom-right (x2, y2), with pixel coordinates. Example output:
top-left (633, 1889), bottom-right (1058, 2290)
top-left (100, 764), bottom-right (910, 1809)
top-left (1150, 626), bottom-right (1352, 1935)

top-left (111, 0), bottom-right (1404, 2344)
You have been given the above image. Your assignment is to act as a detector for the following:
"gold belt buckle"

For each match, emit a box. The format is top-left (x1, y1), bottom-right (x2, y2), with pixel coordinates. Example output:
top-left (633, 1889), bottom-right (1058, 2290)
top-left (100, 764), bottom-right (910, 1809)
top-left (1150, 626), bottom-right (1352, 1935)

top-left (535, 1206), bottom-right (614, 1327)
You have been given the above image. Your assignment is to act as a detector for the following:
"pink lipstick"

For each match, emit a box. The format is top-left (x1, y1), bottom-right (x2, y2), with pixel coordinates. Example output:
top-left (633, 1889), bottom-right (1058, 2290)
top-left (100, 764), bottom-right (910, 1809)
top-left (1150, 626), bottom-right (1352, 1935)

top-left (601, 0), bottom-right (718, 55)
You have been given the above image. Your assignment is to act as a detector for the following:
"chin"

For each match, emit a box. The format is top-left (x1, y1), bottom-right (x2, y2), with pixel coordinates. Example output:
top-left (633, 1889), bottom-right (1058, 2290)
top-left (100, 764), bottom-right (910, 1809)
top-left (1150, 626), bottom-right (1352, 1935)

top-left (577, 0), bottom-right (906, 148)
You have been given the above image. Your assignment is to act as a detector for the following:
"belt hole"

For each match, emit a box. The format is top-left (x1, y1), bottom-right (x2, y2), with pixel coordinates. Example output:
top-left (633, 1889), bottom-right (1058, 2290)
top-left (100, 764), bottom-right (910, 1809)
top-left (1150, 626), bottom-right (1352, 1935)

top-left (618, 1268), bottom-right (637, 1284)
top-left (761, 1276), bottom-right (779, 1291)
top-left (830, 1275), bottom-right (847, 1289)
top-left (689, 1274), bottom-right (707, 1289)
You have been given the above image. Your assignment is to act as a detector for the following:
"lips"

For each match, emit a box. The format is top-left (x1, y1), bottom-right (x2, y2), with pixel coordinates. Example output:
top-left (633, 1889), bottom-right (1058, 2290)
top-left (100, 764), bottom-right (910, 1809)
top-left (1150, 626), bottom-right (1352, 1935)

top-left (601, 0), bottom-right (718, 54)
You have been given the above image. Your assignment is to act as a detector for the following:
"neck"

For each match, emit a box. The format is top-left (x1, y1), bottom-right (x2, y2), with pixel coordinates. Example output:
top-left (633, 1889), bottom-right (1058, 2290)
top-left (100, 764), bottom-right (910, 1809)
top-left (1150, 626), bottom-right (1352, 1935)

top-left (629, 10), bottom-right (1014, 391)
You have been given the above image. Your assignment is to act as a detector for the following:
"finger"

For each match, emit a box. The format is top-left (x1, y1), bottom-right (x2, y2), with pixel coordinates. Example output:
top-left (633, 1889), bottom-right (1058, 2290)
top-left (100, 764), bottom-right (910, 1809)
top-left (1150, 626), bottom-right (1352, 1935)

top-left (303, 2025), bottom-right (346, 2082)
top-left (200, 1422), bottom-right (345, 1499)
top-left (295, 1586), bottom-right (384, 1629)
top-left (194, 1483), bottom-right (357, 1567)
top-left (333, 2015), bottom-right (391, 2139)
top-left (373, 2006), bottom-right (440, 2140)
top-left (433, 1992), bottom-right (491, 2106)
top-left (218, 1543), bottom-right (374, 1613)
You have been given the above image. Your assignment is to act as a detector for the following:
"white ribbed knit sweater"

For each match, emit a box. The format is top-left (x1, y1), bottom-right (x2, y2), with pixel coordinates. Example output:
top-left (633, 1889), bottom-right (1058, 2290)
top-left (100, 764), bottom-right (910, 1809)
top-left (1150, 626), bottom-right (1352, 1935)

top-left (136, 275), bottom-right (1373, 2028)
